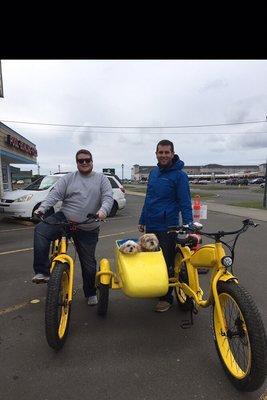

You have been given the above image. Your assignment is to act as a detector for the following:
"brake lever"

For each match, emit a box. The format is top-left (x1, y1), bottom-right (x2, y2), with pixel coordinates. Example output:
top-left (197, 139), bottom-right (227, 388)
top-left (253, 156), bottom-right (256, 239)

top-left (243, 219), bottom-right (259, 228)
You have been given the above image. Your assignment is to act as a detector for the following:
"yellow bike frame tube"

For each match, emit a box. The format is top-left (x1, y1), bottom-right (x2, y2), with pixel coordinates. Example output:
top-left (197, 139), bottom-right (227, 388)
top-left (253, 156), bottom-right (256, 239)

top-left (60, 238), bottom-right (67, 254)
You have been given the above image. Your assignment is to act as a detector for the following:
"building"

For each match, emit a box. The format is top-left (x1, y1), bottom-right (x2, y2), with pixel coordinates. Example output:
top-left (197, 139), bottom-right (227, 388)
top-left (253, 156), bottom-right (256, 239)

top-left (131, 163), bottom-right (261, 182)
top-left (0, 122), bottom-right (37, 195)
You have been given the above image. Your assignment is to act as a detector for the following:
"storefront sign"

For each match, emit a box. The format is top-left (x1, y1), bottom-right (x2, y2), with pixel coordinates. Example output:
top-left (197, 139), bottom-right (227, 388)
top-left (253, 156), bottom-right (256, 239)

top-left (6, 134), bottom-right (38, 157)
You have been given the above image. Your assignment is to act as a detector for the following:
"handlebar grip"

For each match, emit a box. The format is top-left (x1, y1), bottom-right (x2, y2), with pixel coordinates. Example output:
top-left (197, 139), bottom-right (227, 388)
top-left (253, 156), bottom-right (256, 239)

top-left (175, 235), bottom-right (199, 247)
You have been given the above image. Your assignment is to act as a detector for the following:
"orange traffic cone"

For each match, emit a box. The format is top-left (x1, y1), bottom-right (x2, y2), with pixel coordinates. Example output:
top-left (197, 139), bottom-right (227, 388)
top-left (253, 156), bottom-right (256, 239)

top-left (193, 195), bottom-right (201, 221)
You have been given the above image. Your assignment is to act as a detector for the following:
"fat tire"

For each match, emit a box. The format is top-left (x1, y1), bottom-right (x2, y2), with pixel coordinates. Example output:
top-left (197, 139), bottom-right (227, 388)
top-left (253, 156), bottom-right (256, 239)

top-left (45, 262), bottom-right (71, 350)
top-left (213, 281), bottom-right (267, 392)
top-left (97, 283), bottom-right (109, 316)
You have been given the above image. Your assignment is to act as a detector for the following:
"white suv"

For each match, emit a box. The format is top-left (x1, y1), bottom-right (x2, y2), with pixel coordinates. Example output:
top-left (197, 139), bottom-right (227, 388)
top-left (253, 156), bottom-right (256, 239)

top-left (0, 172), bottom-right (126, 220)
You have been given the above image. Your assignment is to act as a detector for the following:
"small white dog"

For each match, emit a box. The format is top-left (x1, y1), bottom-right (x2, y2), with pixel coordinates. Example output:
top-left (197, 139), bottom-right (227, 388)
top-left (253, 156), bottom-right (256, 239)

top-left (119, 240), bottom-right (141, 254)
top-left (138, 233), bottom-right (159, 252)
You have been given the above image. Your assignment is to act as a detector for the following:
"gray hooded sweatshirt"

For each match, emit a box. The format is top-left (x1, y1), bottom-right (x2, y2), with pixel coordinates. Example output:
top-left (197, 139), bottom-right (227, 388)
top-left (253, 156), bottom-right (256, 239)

top-left (38, 171), bottom-right (114, 230)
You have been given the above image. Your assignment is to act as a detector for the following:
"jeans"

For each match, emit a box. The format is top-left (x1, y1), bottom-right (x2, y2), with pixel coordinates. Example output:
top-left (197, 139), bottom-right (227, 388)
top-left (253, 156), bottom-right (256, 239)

top-left (147, 230), bottom-right (176, 304)
top-left (33, 211), bottom-right (99, 298)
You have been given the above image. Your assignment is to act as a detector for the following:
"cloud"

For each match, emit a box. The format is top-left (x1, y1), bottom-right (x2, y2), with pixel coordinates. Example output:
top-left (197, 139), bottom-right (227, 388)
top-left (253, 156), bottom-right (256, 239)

top-left (232, 133), bottom-right (267, 149)
top-left (199, 79), bottom-right (228, 93)
top-left (71, 126), bottom-right (96, 146)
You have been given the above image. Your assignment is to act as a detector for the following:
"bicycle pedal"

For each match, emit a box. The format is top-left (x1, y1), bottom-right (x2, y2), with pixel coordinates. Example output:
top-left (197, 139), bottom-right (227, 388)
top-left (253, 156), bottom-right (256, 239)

top-left (180, 320), bottom-right (193, 329)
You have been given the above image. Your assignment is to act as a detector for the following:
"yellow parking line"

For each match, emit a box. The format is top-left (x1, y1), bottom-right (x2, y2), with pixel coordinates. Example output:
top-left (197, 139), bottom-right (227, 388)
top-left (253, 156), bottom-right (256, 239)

top-left (0, 301), bottom-right (31, 315)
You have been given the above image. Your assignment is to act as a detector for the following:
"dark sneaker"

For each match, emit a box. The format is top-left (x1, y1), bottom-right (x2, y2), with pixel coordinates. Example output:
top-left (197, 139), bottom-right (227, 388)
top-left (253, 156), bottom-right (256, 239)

top-left (87, 295), bottom-right (98, 306)
top-left (155, 301), bottom-right (172, 313)
top-left (32, 273), bottom-right (50, 283)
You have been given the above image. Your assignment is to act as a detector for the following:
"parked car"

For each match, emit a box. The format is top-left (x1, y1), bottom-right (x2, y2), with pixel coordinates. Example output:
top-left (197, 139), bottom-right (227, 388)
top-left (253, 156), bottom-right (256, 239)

top-left (103, 173), bottom-right (126, 217)
top-left (0, 172), bottom-right (126, 220)
top-left (249, 178), bottom-right (265, 184)
top-left (191, 179), bottom-right (209, 185)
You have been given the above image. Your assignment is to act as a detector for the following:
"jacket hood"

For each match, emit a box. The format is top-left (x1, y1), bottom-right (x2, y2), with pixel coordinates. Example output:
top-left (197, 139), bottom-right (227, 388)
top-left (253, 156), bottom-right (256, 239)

top-left (158, 154), bottom-right (184, 171)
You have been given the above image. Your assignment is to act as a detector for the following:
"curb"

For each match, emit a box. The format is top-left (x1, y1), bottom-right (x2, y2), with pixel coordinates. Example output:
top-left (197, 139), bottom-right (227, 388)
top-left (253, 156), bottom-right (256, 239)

top-left (125, 190), bottom-right (267, 222)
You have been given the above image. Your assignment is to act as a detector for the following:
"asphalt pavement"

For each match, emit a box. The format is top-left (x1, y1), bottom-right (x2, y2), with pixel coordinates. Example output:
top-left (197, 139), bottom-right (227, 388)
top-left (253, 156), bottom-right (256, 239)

top-left (0, 194), bottom-right (267, 400)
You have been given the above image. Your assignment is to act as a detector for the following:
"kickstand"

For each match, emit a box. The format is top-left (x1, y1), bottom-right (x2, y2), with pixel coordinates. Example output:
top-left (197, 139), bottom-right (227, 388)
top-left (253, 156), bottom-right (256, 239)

top-left (198, 268), bottom-right (209, 274)
top-left (180, 305), bottom-right (198, 329)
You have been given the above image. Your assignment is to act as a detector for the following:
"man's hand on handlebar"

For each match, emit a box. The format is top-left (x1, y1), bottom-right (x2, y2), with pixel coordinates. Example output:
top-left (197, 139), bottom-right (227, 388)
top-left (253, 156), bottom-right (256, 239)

top-left (33, 209), bottom-right (44, 220)
top-left (138, 224), bottom-right (145, 233)
top-left (96, 210), bottom-right (107, 221)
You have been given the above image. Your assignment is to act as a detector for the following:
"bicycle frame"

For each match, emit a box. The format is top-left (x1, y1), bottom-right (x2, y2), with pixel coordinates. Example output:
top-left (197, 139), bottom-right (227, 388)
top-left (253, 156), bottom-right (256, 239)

top-left (172, 240), bottom-right (238, 335)
top-left (49, 236), bottom-right (75, 303)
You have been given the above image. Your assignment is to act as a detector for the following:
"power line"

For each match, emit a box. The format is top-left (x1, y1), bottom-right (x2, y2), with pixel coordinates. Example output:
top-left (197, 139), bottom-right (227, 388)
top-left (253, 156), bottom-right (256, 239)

top-left (22, 130), bottom-right (267, 135)
top-left (1, 118), bottom-right (267, 129)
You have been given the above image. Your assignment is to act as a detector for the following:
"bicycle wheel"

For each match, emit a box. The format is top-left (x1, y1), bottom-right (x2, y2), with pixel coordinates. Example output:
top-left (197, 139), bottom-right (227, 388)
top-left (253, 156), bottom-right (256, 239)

top-left (212, 281), bottom-right (267, 392)
top-left (45, 262), bottom-right (71, 350)
top-left (174, 253), bottom-right (193, 311)
top-left (97, 283), bottom-right (109, 316)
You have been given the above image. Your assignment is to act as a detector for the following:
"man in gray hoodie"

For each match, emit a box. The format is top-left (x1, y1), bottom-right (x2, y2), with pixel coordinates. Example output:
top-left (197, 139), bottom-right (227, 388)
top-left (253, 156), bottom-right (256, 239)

top-left (32, 149), bottom-right (114, 306)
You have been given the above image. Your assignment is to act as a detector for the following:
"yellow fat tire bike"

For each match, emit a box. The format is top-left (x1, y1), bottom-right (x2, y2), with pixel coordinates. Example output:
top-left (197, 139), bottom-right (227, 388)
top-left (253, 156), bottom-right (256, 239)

top-left (171, 219), bottom-right (267, 392)
top-left (42, 214), bottom-right (98, 351)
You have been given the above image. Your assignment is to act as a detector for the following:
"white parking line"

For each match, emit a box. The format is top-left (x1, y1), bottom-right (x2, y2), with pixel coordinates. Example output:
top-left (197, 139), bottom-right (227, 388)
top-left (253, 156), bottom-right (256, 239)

top-left (0, 230), bottom-right (138, 256)
top-left (0, 227), bottom-right (34, 233)
top-left (0, 229), bottom-right (138, 315)
top-left (0, 247), bottom-right (34, 256)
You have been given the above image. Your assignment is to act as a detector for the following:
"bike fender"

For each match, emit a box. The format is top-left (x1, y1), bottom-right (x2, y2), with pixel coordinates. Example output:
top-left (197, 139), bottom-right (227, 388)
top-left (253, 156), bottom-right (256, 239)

top-left (218, 271), bottom-right (238, 284)
top-left (98, 258), bottom-right (112, 285)
top-left (50, 254), bottom-right (73, 273)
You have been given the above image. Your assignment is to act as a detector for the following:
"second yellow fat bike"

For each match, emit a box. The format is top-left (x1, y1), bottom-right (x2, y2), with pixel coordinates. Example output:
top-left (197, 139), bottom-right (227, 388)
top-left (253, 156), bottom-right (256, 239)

top-left (43, 215), bottom-right (97, 351)
top-left (96, 219), bottom-right (267, 392)
top-left (171, 219), bottom-right (267, 392)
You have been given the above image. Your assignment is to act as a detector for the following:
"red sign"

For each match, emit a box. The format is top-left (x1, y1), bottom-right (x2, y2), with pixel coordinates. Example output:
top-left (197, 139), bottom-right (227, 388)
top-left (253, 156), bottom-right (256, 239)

top-left (6, 134), bottom-right (38, 157)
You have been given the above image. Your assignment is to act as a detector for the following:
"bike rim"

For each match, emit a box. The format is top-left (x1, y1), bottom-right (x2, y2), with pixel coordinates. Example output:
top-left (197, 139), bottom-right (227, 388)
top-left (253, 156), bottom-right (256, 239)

top-left (214, 293), bottom-right (251, 379)
top-left (57, 271), bottom-right (69, 339)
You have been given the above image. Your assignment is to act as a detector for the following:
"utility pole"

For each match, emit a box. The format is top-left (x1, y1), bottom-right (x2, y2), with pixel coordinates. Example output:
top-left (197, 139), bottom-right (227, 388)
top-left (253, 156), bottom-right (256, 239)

top-left (37, 163), bottom-right (40, 175)
top-left (263, 159), bottom-right (267, 208)
top-left (0, 60), bottom-right (4, 98)
top-left (58, 165), bottom-right (61, 173)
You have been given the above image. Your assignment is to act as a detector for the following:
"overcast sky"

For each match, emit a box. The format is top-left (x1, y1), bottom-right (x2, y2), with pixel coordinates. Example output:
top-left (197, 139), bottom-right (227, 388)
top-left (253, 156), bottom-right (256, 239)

top-left (1, 59), bottom-right (267, 178)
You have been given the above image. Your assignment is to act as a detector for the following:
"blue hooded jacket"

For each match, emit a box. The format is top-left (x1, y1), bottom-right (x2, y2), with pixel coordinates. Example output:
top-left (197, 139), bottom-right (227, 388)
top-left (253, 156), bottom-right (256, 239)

top-left (139, 155), bottom-right (193, 231)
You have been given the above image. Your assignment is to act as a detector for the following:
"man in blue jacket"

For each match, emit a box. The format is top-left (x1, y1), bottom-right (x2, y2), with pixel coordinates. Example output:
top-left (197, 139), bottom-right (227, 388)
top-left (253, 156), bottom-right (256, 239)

top-left (138, 139), bottom-right (193, 312)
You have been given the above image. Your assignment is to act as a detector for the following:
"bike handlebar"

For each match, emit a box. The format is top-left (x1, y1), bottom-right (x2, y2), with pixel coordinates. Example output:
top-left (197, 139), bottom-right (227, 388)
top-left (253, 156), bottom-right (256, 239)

top-left (39, 213), bottom-right (100, 227)
top-left (168, 218), bottom-right (258, 242)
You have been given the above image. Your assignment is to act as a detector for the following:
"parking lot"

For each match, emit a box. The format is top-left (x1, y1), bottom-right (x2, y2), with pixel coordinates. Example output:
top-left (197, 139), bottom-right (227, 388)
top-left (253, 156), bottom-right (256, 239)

top-left (0, 194), bottom-right (267, 400)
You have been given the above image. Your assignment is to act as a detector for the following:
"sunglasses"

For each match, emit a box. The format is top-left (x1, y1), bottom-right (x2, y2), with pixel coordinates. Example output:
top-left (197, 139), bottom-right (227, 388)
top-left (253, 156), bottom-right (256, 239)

top-left (77, 158), bottom-right (92, 164)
